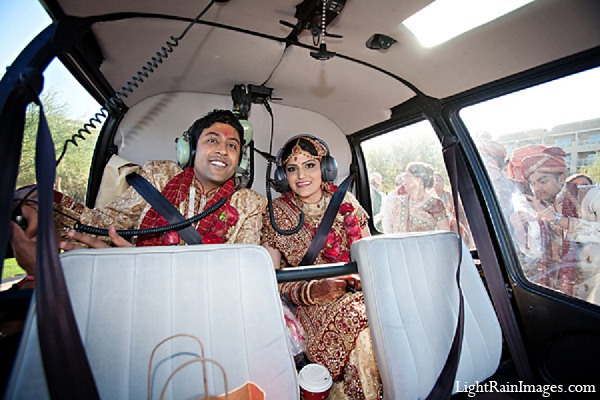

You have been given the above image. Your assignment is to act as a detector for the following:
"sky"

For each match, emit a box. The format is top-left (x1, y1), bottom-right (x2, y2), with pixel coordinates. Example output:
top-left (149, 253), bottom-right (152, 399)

top-left (461, 68), bottom-right (600, 138)
top-left (0, 0), bottom-right (100, 120)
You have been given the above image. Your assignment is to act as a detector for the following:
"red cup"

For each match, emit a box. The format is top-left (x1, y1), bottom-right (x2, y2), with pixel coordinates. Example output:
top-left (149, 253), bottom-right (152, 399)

top-left (298, 363), bottom-right (333, 400)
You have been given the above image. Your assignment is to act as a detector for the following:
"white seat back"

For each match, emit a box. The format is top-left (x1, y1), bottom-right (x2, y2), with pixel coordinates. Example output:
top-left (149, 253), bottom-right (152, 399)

top-left (352, 231), bottom-right (502, 399)
top-left (5, 244), bottom-right (299, 400)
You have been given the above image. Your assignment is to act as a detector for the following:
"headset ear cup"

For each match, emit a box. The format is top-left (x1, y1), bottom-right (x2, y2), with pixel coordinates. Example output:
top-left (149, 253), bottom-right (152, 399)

top-left (235, 144), bottom-right (249, 178)
top-left (274, 165), bottom-right (289, 191)
top-left (176, 134), bottom-right (191, 167)
top-left (320, 155), bottom-right (338, 182)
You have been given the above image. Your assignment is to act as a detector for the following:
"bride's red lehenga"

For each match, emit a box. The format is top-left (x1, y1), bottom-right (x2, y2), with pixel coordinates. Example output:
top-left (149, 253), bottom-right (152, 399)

top-left (262, 184), bottom-right (383, 400)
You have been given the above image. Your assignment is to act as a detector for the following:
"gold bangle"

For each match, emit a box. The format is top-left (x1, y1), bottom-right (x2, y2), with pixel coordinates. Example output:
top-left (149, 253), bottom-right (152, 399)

top-left (306, 280), bottom-right (316, 305)
top-left (278, 282), bottom-right (289, 296)
top-left (291, 282), bottom-right (302, 305)
top-left (299, 281), bottom-right (310, 305)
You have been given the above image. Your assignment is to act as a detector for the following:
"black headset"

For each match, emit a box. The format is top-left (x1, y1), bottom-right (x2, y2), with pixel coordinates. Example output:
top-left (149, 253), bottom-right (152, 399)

top-left (273, 134), bottom-right (338, 191)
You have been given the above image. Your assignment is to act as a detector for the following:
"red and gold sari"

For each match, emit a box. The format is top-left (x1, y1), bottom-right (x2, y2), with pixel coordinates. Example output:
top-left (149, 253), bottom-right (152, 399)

top-left (262, 184), bottom-right (382, 400)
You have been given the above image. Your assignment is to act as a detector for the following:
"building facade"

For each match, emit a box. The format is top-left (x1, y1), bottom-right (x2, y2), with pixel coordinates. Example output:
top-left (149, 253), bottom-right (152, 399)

top-left (498, 118), bottom-right (600, 176)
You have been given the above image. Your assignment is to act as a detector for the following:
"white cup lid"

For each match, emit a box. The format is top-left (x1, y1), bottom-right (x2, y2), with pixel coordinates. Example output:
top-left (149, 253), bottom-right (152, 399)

top-left (298, 363), bottom-right (333, 392)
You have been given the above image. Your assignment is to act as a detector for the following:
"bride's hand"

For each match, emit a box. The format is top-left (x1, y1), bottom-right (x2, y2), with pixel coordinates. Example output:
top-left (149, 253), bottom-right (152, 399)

top-left (310, 278), bottom-right (347, 304)
top-left (339, 274), bottom-right (361, 292)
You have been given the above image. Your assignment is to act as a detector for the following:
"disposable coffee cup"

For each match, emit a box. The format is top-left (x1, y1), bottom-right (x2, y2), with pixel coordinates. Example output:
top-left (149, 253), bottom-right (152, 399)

top-left (298, 363), bottom-right (333, 400)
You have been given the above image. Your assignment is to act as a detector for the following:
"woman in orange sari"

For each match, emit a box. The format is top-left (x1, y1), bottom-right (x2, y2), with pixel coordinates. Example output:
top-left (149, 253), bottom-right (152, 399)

top-left (261, 135), bottom-right (382, 400)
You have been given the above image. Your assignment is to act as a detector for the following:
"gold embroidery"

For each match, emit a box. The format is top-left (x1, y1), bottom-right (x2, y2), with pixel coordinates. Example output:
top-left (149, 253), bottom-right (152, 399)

top-left (261, 191), bottom-right (368, 267)
top-left (282, 137), bottom-right (329, 164)
top-left (54, 160), bottom-right (266, 245)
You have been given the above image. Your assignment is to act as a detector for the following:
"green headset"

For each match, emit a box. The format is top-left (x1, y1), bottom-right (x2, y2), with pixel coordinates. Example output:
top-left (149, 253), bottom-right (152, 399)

top-left (175, 116), bottom-right (253, 177)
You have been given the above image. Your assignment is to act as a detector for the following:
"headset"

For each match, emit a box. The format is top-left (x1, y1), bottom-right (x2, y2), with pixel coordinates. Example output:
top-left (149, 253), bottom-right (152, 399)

top-left (273, 134), bottom-right (338, 191)
top-left (175, 130), bottom-right (195, 167)
top-left (175, 117), bottom-right (253, 178)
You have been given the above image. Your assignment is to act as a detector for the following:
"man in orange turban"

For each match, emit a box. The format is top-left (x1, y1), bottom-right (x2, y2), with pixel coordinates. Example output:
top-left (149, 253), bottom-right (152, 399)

top-left (510, 146), bottom-right (600, 303)
top-left (521, 146), bottom-right (567, 181)
top-left (506, 144), bottom-right (547, 182)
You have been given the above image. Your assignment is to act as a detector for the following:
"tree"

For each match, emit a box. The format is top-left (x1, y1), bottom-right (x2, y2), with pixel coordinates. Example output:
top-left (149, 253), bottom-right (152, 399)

top-left (18, 89), bottom-right (98, 202)
top-left (362, 126), bottom-right (447, 194)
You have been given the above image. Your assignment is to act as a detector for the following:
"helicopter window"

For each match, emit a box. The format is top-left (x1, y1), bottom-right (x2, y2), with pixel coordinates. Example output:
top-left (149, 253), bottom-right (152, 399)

top-left (3, 1), bottom-right (103, 202)
top-left (461, 66), bottom-right (600, 306)
top-left (15, 58), bottom-right (103, 203)
top-left (360, 120), bottom-right (475, 249)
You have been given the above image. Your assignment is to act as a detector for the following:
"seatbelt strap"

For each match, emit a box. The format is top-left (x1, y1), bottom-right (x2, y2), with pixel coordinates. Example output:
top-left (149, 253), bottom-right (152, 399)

top-left (426, 143), bottom-right (465, 399)
top-left (299, 174), bottom-right (353, 266)
top-left (448, 142), bottom-right (536, 385)
top-left (126, 172), bottom-right (203, 244)
top-left (0, 68), bottom-right (41, 277)
top-left (36, 103), bottom-right (101, 399)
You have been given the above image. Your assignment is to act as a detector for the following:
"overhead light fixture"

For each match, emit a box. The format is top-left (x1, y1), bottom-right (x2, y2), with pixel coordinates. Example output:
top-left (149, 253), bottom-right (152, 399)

top-left (366, 34), bottom-right (397, 50)
top-left (403, 0), bottom-right (535, 48)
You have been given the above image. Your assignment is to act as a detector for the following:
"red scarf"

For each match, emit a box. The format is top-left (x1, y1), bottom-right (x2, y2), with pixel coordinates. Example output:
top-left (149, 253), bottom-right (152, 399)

top-left (136, 167), bottom-right (236, 246)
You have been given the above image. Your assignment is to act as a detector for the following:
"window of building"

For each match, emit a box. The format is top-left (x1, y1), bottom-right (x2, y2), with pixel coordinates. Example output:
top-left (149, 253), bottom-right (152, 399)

top-left (589, 134), bottom-right (600, 144)
top-left (554, 138), bottom-right (572, 147)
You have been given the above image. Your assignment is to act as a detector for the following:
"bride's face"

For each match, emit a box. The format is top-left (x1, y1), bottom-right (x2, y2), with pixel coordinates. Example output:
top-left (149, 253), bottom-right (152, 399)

top-left (285, 153), bottom-right (323, 203)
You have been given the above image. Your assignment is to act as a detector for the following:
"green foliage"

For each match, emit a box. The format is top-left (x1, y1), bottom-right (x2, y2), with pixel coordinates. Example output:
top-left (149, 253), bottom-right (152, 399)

top-left (2, 258), bottom-right (25, 280)
top-left (361, 124), bottom-right (447, 194)
top-left (18, 90), bottom-right (98, 202)
top-left (580, 152), bottom-right (600, 183)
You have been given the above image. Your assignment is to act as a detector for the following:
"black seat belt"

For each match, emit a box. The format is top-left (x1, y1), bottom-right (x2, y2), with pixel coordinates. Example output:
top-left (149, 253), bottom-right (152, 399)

top-left (126, 172), bottom-right (203, 245)
top-left (34, 87), bottom-right (101, 398)
top-left (425, 143), bottom-right (465, 399)
top-left (299, 174), bottom-right (353, 266)
top-left (443, 142), bottom-right (535, 386)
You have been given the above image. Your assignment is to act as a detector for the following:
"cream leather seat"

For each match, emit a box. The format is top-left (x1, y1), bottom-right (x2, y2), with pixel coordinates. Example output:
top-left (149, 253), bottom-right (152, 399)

top-left (352, 231), bottom-right (502, 399)
top-left (6, 244), bottom-right (299, 399)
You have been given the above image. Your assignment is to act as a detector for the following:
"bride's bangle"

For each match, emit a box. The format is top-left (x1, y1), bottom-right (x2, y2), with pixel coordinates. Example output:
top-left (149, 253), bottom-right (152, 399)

top-left (306, 280), bottom-right (316, 305)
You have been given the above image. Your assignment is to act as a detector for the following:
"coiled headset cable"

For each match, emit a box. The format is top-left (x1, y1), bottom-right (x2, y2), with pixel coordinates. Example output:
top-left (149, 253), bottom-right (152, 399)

top-left (55, 0), bottom-right (219, 166)
top-left (74, 195), bottom-right (230, 238)
top-left (257, 97), bottom-right (305, 235)
top-left (13, 189), bottom-right (233, 239)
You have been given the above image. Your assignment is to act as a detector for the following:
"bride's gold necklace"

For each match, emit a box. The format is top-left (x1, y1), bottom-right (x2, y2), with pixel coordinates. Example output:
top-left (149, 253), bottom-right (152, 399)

top-left (410, 191), bottom-right (425, 203)
top-left (298, 191), bottom-right (325, 208)
top-left (298, 192), bottom-right (327, 226)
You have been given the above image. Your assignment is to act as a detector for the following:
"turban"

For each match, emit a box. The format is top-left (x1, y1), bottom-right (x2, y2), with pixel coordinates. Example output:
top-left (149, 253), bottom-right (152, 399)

top-left (478, 139), bottom-right (507, 160)
top-left (520, 146), bottom-right (568, 180)
top-left (506, 144), bottom-right (547, 181)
